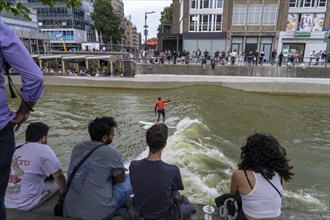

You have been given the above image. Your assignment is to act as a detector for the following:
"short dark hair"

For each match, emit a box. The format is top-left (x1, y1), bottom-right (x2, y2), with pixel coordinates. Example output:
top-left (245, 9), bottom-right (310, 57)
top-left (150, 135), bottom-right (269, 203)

top-left (146, 123), bottom-right (168, 153)
top-left (158, 97), bottom-right (161, 100)
top-left (26, 122), bottom-right (49, 142)
top-left (238, 133), bottom-right (294, 181)
top-left (88, 116), bottom-right (117, 141)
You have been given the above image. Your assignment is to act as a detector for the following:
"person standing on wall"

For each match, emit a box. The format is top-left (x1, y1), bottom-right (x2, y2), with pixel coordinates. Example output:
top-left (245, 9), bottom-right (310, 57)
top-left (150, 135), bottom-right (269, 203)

top-left (155, 97), bottom-right (171, 123)
top-left (0, 19), bottom-right (44, 220)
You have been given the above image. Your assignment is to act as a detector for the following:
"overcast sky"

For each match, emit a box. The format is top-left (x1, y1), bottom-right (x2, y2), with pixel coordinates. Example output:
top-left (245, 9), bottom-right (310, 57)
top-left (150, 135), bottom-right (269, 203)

top-left (123, 0), bottom-right (172, 41)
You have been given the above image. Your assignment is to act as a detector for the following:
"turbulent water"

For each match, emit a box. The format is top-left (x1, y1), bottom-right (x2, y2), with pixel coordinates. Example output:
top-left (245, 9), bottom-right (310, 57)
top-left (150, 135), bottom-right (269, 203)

top-left (9, 85), bottom-right (330, 217)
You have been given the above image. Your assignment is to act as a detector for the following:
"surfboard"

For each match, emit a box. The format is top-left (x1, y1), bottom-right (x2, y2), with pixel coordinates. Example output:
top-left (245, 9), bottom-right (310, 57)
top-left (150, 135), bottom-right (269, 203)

top-left (139, 121), bottom-right (155, 126)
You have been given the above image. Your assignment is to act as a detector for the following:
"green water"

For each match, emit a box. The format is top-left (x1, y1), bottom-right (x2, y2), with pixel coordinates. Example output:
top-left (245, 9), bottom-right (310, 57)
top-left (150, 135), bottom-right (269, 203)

top-left (9, 85), bottom-right (330, 217)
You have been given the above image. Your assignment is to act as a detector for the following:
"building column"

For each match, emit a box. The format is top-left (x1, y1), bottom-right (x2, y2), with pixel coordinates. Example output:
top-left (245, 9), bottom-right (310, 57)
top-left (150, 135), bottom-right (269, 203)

top-left (61, 59), bottom-right (66, 73)
top-left (85, 60), bottom-right (89, 70)
top-left (109, 59), bottom-right (113, 74)
top-left (38, 59), bottom-right (42, 69)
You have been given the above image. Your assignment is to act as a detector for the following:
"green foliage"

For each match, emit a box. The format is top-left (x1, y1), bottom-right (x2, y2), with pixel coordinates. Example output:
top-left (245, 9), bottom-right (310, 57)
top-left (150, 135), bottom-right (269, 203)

top-left (0, 0), bottom-right (81, 21)
top-left (118, 67), bottom-right (123, 74)
top-left (91, 0), bottom-right (123, 44)
top-left (157, 3), bottom-right (173, 33)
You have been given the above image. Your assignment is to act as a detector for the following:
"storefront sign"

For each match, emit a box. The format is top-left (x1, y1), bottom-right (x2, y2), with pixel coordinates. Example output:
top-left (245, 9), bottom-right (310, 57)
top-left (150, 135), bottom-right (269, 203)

top-left (294, 32), bottom-right (311, 37)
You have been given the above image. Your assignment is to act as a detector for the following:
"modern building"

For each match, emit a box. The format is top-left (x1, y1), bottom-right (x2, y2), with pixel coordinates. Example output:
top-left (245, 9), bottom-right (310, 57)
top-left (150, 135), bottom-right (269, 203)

top-left (161, 0), bottom-right (329, 60)
top-left (16, 0), bottom-right (95, 51)
top-left (278, 0), bottom-right (329, 61)
top-left (124, 18), bottom-right (133, 50)
top-left (131, 25), bottom-right (139, 50)
top-left (1, 9), bottom-right (50, 54)
top-left (159, 0), bottom-right (228, 55)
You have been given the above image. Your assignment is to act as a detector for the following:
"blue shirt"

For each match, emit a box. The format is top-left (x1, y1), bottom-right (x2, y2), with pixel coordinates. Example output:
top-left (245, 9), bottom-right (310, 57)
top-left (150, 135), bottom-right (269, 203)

top-left (0, 19), bottom-right (44, 130)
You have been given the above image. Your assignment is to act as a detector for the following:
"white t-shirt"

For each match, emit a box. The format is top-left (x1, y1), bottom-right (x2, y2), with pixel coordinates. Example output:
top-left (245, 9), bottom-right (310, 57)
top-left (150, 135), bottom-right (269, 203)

top-left (5, 142), bottom-right (62, 210)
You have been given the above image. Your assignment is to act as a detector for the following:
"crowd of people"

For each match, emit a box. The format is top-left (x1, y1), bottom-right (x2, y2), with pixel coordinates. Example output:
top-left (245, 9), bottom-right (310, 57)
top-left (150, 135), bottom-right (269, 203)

top-left (139, 48), bottom-right (329, 68)
top-left (2, 19), bottom-right (295, 220)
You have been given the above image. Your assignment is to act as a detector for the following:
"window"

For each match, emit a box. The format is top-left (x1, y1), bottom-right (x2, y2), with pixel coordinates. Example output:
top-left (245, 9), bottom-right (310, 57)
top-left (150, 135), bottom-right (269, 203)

top-left (232, 5), bottom-right (246, 25)
top-left (216, 0), bottom-right (223, 8)
top-left (318, 0), bottom-right (327, 6)
top-left (202, 15), bottom-right (210, 31)
top-left (214, 14), bottom-right (221, 31)
top-left (189, 15), bottom-right (197, 31)
top-left (191, 0), bottom-right (197, 9)
top-left (204, 0), bottom-right (210, 8)
top-left (189, 14), bottom-right (221, 32)
top-left (247, 5), bottom-right (261, 25)
top-left (303, 0), bottom-right (313, 7)
top-left (263, 5), bottom-right (276, 25)
top-left (289, 0), bottom-right (298, 7)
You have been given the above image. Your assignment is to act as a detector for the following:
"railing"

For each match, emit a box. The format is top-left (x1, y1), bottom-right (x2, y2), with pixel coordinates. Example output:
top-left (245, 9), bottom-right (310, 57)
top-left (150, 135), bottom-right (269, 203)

top-left (133, 55), bottom-right (330, 68)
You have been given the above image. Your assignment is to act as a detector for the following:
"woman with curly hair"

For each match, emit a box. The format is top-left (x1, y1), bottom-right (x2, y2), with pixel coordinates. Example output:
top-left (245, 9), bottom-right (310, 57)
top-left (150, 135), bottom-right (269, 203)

top-left (230, 133), bottom-right (294, 220)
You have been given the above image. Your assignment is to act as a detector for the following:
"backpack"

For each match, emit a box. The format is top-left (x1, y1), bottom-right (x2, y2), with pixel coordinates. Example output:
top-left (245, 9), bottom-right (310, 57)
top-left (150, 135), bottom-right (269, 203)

top-left (215, 193), bottom-right (246, 220)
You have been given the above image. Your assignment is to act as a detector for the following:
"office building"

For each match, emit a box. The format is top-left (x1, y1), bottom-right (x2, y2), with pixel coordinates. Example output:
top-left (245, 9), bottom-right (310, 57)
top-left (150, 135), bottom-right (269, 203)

top-left (1, 9), bottom-right (50, 54)
top-left (16, 0), bottom-right (95, 50)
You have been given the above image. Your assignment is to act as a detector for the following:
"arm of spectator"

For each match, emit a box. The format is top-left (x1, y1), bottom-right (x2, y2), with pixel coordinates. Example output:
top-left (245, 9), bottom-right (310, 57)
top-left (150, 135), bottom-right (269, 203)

top-left (113, 170), bottom-right (126, 184)
top-left (230, 170), bottom-right (240, 196)
top-left (52, 169), bottom-right (67, 195)
top-left (11, 101), bottom-right (35, 131)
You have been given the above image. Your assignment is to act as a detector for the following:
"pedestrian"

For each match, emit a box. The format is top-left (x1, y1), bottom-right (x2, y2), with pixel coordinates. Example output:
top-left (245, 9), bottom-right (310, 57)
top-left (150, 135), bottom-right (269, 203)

top-left (253, 50), bottom-right (259, 66)
top-left (278, 52), bottom-right (284, 66)
top-left (271, 49), bottom-right (277, 66)
top-left (211, 58), bottom-right (216, 70)
top-left (0, 19), bottom-right (44, 220)
top-left (248, 51), bottom-right (253, 66)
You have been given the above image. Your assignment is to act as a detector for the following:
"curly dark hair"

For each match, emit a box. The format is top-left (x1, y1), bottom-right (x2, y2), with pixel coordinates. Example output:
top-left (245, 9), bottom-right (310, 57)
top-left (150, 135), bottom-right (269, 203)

top-left (88, 116), bottom-right (117, 142)
top-left (238, 133), bottom-right (294, 181)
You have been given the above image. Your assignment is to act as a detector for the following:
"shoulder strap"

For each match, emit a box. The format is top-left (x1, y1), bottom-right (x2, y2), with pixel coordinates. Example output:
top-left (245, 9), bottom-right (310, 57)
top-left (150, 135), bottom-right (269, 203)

top-left (262, 175), bottom-right (282, 198)
top-left (60, 143), bottom-right (104, 201)
top-left (244, 170), bottom-right (253, 190)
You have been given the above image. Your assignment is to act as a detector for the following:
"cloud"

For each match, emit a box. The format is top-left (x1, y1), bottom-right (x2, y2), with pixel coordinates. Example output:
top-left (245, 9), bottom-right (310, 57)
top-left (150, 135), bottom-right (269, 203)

top-left (123, 0), bottom-right (171, 41)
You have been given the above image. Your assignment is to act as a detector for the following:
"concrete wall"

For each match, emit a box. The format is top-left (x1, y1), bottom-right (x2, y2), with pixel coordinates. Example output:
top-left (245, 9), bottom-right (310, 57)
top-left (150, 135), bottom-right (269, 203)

top-left (7, 74), bottom-right (330, 96)
top-left (137, 64), bottom-right (330, 78)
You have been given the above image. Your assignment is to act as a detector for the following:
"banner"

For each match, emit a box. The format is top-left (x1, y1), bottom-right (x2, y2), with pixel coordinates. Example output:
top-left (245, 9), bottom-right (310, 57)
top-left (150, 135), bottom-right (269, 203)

top-left (286, 14), bottom-right (297, 32)
top-left (312, 14), bottom-right (324, 32)
top-left (300, 14), bottom-right (312, 32)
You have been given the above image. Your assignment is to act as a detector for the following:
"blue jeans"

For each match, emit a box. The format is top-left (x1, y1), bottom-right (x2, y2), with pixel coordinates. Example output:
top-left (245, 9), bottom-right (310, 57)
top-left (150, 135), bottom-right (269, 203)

top-left (0, 123), bottom-right (15, 220)
top-left (103, 174), bottom-right (132, 220)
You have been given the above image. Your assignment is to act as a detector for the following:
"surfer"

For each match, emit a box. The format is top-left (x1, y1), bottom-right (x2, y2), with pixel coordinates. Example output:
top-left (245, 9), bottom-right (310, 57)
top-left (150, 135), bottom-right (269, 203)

top-left (154, 97), bottom-right (170, 123)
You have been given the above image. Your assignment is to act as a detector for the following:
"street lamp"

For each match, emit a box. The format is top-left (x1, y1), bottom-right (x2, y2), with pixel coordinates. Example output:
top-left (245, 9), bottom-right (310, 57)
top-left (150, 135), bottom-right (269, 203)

top-left (144, 11), bottom-right (156, 45)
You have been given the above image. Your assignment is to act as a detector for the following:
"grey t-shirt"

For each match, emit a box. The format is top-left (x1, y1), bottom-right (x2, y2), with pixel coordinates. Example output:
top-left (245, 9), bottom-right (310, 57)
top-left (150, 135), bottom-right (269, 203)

top-left (64, 140), bottom-right (126, 220)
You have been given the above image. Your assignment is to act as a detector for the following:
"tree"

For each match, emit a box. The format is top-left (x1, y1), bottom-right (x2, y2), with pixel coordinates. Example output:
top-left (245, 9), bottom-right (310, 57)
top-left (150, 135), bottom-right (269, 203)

top-left (91, 0), bottom-right (122, 44)
top-left (0, 0), bottom-right (81, 21)
top-left (157, 3), bottom-right (173, 33)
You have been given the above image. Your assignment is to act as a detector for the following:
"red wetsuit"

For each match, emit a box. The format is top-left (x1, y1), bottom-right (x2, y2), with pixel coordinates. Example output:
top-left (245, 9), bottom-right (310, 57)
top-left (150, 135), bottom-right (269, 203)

top-left (155, 99), bottom-right (170, 123)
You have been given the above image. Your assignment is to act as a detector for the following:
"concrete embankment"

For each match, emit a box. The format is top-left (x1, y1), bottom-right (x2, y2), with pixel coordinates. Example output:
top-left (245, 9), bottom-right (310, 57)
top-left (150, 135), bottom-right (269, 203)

top-left (6, 192), bottom-right (330, 220)
top-left (8, 74), bottom-right (330, 96)
top-left (135, 63), bottom-right (330, 78)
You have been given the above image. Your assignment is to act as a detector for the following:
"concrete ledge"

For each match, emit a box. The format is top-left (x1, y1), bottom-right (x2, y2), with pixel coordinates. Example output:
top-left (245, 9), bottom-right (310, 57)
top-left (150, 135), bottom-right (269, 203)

top-left (7, 193), bottom-right (329, 220)
top-left (7, 75), bottom-right (330, 96)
